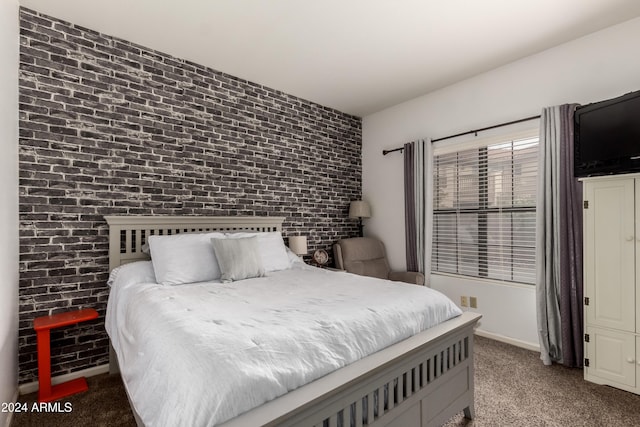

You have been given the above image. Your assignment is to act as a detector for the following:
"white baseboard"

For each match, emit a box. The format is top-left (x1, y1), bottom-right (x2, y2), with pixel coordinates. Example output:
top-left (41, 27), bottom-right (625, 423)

top-left (18, 364), bottom-right (109, 395)
top-left (475, 329), bottom-right (540, 352)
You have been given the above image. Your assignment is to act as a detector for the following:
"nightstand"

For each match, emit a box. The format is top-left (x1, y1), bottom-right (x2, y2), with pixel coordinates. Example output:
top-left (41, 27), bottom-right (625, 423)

top-left (33, 308), bottom-right (99, 402)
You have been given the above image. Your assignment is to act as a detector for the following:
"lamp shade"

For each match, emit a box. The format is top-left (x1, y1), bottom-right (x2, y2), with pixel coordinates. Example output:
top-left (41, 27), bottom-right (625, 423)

top-left (349, 201), bottom-right (371, 219)
top-left (289, 236), bottom-right (308, 255)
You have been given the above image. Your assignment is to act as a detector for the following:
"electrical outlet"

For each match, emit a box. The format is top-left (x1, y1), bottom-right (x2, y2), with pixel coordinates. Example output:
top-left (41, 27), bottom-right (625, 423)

top-left (470, 296), bottom-right (477, 308)
top-left (460, 296), bottom-right (468, 307)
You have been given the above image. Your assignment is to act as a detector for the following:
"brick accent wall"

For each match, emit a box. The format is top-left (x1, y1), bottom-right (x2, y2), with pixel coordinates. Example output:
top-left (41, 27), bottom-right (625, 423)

top-left (18, 8), bottom-right (362, 384)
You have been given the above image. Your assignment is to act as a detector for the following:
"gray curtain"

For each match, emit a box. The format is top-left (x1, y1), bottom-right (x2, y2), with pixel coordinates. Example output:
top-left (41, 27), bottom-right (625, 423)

top-left (404, 140), bottom-right (426, 273)
top-left (536, 104), bottom-right (583, 367)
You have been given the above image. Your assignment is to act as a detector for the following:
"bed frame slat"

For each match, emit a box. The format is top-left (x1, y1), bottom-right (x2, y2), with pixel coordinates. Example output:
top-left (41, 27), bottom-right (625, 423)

top-left (367, 391), bottom-right (375, 424)
top-left (354, 398), bottom-right (363, 427)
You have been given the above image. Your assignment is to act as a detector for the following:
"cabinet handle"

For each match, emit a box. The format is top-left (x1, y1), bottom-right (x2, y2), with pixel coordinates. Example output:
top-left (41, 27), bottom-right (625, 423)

top-left (626, 236), bottom-right (634, 241)
top-left (626, 357), bottom-right (635, 364)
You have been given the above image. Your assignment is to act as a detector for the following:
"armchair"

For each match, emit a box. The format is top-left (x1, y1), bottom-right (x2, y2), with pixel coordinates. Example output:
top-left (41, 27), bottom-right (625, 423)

top-left (332, 237), bottom-right (425, 285)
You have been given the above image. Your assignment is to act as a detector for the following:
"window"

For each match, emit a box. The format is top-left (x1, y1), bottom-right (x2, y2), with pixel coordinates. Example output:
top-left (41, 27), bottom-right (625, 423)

top-left (431, 133), bottom-right (538, 285)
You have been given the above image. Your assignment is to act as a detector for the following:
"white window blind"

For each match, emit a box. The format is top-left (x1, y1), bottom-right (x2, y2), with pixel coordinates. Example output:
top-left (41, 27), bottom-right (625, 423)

top-left (432, 134), bottom-right (538, 285)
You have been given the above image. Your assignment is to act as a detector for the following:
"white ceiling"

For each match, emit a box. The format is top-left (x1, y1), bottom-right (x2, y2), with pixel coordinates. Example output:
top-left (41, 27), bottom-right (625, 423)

top-left (19, 0), bottom-right (640, 117)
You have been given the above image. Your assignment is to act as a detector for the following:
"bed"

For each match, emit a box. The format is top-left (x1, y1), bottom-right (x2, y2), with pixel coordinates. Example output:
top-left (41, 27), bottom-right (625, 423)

top-left (104, 215), bottom-right (481, 427)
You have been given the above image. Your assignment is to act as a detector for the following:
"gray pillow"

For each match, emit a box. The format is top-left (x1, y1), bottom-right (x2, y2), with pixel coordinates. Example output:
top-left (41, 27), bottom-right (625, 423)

top-left (211, 237), bottom-right (265, 282)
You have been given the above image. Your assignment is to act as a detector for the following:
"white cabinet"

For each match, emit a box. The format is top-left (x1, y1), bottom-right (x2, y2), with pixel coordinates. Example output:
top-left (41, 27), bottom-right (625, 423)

top-left (582, 174), bottom-right (640, 394)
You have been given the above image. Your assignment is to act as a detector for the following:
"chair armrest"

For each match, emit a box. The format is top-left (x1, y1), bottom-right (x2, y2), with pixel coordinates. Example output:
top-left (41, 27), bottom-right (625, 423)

top-left (332, 243), bottom-right (345, 270)
top-left (388, 271), bottom-right (425, 286)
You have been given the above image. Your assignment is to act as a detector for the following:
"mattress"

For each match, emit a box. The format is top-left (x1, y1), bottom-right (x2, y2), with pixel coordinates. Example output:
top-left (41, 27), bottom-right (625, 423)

top-left (105, 261), bottom-right (462, 427)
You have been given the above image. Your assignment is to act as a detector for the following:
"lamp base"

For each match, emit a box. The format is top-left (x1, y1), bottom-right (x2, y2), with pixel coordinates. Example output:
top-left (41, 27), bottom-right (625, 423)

top-left (358, 220), bottom-right (364, 237)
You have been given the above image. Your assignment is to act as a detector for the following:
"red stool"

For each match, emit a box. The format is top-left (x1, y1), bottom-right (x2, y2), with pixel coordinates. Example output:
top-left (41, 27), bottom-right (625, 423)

top-left (33, 308), bottom-right (99, 402)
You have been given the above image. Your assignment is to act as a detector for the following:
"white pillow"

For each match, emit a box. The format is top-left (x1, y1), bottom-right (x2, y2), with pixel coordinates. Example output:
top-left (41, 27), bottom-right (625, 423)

top-left (224, 231), bottom-right (290, 272)
top-left (211, 237), bottom-right (265, 282)
top-left (148, 232), bottom-right (225, 285)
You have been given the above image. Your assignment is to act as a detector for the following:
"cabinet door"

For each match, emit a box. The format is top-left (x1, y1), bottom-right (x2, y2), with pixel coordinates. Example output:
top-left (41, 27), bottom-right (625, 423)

top-left (637, 181), bottom-right (640, 334)
top-left (585, 327), bottom-right (636, 388)
top-left (584, 178), bottom-right (635, 332)
top-left (637, 337), bottom-right (640, 389)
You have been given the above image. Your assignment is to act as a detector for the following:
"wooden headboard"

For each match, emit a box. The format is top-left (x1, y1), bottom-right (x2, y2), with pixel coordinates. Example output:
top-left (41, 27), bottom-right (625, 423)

top-left (104, 216), bottom-right (285, 271)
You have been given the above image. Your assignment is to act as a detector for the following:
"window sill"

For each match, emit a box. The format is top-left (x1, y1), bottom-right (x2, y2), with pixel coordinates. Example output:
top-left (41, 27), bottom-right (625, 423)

top-left (430, 272), bottom-right (535, 290)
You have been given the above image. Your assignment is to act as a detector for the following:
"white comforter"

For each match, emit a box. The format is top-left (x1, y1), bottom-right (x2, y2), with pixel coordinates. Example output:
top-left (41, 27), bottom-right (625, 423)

top-left (105, 261), bottom-right (461, 427)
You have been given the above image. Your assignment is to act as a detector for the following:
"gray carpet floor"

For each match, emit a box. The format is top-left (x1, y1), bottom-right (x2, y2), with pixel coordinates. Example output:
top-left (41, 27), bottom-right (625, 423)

top-left (11, 336), bottom-right (640, 426)
top-left (445, 336), bottom-right (640, 426)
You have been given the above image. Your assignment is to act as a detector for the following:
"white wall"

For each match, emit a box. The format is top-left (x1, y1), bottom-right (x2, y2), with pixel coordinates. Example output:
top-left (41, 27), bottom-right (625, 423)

top-left (362, 17), bottom-right (640, 349)
top-left (0, 0), bottom-right (19, 425)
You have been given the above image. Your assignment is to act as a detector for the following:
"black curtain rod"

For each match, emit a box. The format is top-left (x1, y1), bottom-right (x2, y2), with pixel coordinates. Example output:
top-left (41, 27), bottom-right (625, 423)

top-left (382, 146), bottom-right (404, 155)
top-left (431, 114), bottom-right (541, 142)
top-left (382, 114), bottom-right (541, 156)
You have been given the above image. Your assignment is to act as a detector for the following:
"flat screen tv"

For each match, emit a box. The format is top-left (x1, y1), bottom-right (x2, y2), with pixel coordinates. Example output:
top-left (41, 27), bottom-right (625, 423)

top-left (574, 90), bottom-right (640, 177)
